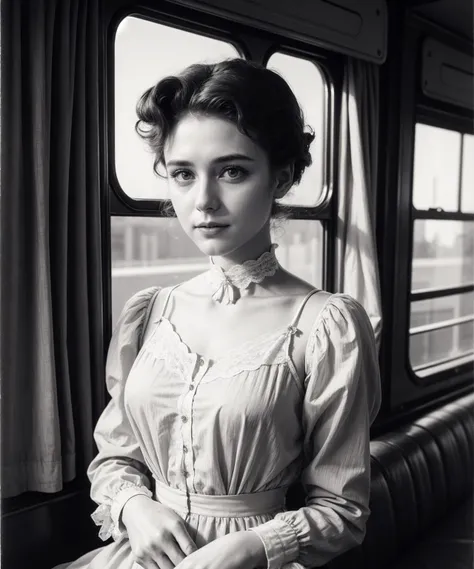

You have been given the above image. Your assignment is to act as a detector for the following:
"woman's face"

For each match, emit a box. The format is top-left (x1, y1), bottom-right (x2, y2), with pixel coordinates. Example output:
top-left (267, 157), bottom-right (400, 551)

top-left (163, 113), bottom-right (284, 263)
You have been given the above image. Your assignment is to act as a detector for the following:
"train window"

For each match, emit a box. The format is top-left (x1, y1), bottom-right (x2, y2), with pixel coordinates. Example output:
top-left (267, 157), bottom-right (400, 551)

top-left (271, 220), bottom-right (324, 288)
top-left (111, 216), bottom-right (207, 324)
top-left (409, 123), bottom-right (474, 378)
top-left (412, 124), bottom-right (461, 211)
top-left (111, 217), bottom-right (324, 326)
top-left (266, 52), bottom-right (326, 207)
top-left (110, 15), bottom-right (331, 325)
top-left (114, 16), bottom-right (241, 200)
top-left (461, 134), bottom-right (474, 213)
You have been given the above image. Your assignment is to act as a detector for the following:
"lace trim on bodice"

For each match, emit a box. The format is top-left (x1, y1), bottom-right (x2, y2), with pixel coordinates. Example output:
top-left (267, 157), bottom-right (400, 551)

top-left (145, 318), bottom-right (199, 380)
top-left (142, 317), bottom-right (302, 388)
top-left (201, 325), bottom-right (299, 384)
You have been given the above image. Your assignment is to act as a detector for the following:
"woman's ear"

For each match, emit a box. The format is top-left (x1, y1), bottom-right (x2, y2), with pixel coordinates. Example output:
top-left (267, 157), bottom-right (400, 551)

top-left (274, 164), bottom-right (294, 199)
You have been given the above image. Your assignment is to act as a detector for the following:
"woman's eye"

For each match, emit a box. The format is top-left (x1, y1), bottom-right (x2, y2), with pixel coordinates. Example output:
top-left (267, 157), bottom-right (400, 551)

top-left (170, 170), bottom-right (194, 183)
top-left (221, 166), bottom-right (247, 181)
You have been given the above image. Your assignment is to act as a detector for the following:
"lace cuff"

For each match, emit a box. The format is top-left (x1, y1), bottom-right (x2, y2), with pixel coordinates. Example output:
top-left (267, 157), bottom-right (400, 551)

top-left (250, 518), bottom-right (299, 569)
top-left (91, 482), bottom-right (153, 542)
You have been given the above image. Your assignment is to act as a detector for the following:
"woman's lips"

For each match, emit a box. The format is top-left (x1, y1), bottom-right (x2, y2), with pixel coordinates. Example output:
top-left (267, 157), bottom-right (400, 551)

top-left (195, 224), bottom-right (229, 236)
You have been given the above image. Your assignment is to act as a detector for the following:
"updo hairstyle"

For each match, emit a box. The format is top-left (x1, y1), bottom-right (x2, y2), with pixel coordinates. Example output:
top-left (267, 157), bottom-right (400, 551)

top-left (136, 58), bottom-right (314, 191)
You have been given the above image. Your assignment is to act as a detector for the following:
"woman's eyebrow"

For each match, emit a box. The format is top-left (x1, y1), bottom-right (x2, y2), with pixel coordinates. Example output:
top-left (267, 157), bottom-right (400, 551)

top-left (213, 154), bottom-right (255, 164)
top-left (166, 154), bottom-right (255, 168)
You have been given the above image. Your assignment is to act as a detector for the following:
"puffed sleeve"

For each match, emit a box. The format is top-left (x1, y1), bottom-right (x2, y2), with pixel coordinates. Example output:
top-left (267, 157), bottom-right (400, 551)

top-left (88, 286), bottom-right (160, 542)
top-left (250, 293), bottom-right (381, 568)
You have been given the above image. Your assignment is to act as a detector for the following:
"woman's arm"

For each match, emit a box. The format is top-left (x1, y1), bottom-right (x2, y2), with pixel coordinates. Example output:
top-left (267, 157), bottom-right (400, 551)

top-left (250, 294), bottom-right (382, 568)
top-left (87, 287), bottom-right (160, 542)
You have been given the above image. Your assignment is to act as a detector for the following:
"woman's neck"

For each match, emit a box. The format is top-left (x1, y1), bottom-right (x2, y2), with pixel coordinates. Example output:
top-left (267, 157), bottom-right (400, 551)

top-left (207, 240), bottom-right (280, 305)
top-left (210, 229), bottom-right (272, 270)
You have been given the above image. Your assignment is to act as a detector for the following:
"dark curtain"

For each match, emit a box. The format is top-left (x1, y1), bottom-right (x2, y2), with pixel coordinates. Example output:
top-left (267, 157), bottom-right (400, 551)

top-left (1, 0), bottom-right (104, 498)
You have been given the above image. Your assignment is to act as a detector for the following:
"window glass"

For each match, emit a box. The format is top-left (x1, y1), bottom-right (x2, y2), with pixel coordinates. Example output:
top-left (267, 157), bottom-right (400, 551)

top-left (111, 217), bottom-right (324, 326)
top-left (410, 292), bottom-right (474, 370)
top-left (411, 220), bottom-right (474, 291)
top-left (272, 220), bottom-right (324, 288)
top-left (461, 134), bottom-right (474, 213)
top-left (409, 306), bottom-right (474, 371)
top-left (412, 124), bottom-right (461, 211)
top-left (410, 216), bottom-right (474, 374)
top-left (111, 216), bottom-right (206, 324)
top-left (266, 52), bottom-right (326, 207)
top-left (114, 16), bottom-right (240, 201)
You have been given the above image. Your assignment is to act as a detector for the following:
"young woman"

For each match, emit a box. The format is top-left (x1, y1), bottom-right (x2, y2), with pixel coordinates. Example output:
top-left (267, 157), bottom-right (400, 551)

top-left (55, 58), bottom-right (381, 569)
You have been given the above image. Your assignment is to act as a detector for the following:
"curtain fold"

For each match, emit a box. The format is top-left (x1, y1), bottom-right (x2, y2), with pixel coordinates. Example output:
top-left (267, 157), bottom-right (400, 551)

top-left (336, 57), bottom-right (383, 350)
top-left (1, 0), bottom-right (103, 498)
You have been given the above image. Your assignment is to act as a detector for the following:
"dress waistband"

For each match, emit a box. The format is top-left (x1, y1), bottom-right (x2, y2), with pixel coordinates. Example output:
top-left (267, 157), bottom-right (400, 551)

top-left (154, 480), bottom-right (286, 518)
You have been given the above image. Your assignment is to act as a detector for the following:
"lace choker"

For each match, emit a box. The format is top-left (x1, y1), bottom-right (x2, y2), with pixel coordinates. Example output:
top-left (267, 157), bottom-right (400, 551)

top-left (207, 244), bottom-right (280, 304)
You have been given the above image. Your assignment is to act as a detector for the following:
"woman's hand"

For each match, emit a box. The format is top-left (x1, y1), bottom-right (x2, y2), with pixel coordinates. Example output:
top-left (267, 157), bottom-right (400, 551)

top-left (174, 530), bottom-right (267, 569)
top-left (122, 494), bottom-right (198, 569)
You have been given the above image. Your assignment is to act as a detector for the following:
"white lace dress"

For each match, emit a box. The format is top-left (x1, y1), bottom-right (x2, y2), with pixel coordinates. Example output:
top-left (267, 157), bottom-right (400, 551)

top-left (54, 285), bottom-right (381, 569)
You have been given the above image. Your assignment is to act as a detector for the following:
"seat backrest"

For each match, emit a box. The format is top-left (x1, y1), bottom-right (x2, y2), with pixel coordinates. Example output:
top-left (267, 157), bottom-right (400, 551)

top-left (327, 392), bottom-right (474, 569)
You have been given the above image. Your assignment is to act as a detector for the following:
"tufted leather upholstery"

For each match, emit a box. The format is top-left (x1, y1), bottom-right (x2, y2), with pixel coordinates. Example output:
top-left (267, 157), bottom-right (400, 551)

top-left (327, 392), bottom-right (474, 569)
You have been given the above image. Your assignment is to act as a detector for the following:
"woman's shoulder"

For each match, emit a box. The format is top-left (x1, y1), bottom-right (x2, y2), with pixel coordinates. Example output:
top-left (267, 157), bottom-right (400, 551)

top-left (301, 291), bottom-right (376, 366)
top-left (302, 291), bottom-right (372, 336)
top-left (119, 286), bottom-right (161, 322)
top-left (142, 276), bottom-right (203, 325)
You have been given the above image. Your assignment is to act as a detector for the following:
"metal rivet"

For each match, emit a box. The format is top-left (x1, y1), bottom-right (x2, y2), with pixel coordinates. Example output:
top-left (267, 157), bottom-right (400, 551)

top-left (181, 415), bottom-right (188, 423)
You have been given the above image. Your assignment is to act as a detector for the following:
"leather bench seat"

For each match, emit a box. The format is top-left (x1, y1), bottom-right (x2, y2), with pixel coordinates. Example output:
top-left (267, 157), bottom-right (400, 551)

top-left (391, 497), bottom-right (473, 569)
top-left (326, 392), bottom-right (474, 569)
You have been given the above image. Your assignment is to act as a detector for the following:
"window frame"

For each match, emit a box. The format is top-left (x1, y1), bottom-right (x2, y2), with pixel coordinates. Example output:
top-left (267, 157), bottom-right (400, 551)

top-left (386, 12), bottom-right (474, 413)
top-left (409, 113), bottom-right (474, 381)
top-left (409, 112), bottom-right (474, 380)
top-left (108, 7), bottom-right (248, 215)
top-left (107, 6), bottom-right (340, 219)
top-left (104, 0), bottom-right (343, 337)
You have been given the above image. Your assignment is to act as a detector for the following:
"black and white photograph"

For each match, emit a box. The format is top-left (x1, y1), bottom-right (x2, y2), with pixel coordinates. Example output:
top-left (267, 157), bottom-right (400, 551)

top-left (1, 1), bottom-right (473, 568)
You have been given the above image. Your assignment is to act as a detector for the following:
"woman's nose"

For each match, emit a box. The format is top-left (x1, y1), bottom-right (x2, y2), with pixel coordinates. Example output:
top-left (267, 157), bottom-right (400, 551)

top-left (195, 176), bottom-right (220, 212)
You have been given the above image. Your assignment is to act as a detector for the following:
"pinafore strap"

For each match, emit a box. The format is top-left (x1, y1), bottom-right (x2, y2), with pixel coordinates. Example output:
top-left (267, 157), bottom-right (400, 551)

top-left (159, 283), bottom-right (181, 320)
top-left (289, 289), bottom-right (321, 328)
top-left (161, 285), bottom-right (320, 329)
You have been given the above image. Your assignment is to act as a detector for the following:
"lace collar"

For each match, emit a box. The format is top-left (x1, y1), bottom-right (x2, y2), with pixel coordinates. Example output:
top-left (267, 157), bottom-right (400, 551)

top-left (207, 244), bottom-right (280, 305)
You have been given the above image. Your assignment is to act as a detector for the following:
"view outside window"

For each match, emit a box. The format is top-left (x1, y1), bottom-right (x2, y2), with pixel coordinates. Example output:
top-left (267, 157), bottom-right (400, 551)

top-left (412, 125), bottom-right (461, 211)
top-left (115, 17), bottom-right (241, 200)
top-left (266, 52), bottom-right (326, 207)
top-left (410, 124), bottom-right (474, 374)
top-left (110, 217), bottom-right (324, 325)
top-left (461, 134), bottom-right (474, 212)
top-left (112, 17), bottom-right (327, 324)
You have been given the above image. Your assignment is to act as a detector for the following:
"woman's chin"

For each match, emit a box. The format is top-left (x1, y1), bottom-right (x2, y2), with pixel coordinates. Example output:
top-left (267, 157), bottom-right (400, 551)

top-left (195, 240), bottom-right (233, 258)
top-left (190, 229), bottom-right (235, 257)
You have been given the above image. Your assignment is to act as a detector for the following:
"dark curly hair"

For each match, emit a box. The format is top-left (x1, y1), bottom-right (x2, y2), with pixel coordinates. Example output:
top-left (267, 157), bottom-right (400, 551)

top-left (136, 58), bottom-right (314, 194)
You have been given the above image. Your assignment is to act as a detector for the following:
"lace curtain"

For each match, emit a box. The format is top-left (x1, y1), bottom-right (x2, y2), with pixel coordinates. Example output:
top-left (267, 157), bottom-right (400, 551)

top-left (336, 57), bottom-right (382, 350)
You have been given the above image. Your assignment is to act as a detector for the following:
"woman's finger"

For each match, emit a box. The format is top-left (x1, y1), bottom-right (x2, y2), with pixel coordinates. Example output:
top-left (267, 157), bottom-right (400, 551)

top-left (133, 558), bottom-right (160, 569)
top-left (154, 553), bottom-right (175, 569)
top-left (163, 538), bottom-right (188, 567)
top-left (172, 523), bottom-right (198, 557)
